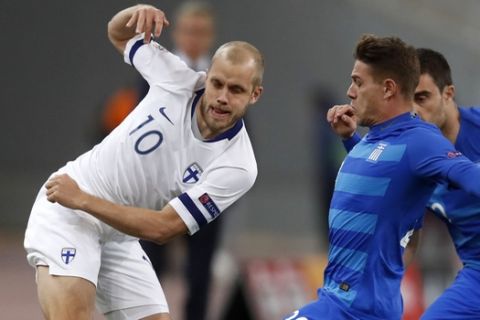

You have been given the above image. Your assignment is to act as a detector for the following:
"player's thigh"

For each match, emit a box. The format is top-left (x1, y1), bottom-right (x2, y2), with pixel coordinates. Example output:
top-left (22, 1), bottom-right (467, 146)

top-left (25, 187), bottom-right (103, 318)
top-left (96, 239), bottom-right (169, 316)
top-left (37, 266), bottom-right (96, 319)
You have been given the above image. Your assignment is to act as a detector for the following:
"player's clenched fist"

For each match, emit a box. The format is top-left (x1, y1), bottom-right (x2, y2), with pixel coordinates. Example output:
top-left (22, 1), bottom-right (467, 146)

top-left (45, 173), bottom-right (86, 210)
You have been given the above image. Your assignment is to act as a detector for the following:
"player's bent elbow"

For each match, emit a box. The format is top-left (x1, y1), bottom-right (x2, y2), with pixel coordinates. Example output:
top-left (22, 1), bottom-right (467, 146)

top-left (148, 230), bottom-right (180, 245)
top-left (107, 22), bottom-right (127, 54)
top-left (147, 222), bottom-right (188, 245)
top-left (142, 206), bottom-right (189, 244)
top-left (139, 230), bottom-right (167, 245)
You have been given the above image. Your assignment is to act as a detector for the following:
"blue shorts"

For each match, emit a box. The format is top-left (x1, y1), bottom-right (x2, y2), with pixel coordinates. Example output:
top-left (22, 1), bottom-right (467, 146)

top-left (421, 267), bottom-right (480, 319)
top-left (282, 290), bottom-right (360, 320)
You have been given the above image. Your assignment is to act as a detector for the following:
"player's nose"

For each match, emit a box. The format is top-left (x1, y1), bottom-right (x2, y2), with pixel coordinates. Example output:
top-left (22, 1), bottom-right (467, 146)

top-left (347, 84), bottom-right (356, 99)
top-left (216, 88), bottom-right (228, 104)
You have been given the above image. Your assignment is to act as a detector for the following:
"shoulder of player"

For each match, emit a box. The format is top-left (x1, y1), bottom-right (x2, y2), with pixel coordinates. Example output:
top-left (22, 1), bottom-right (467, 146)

top-left (459, 106), bottom-right (480, 127)
top-left (404, 119), bottom-right (441, 138)
top-left (203, 153), bottom-right (258, 189)
top-left (384, 122), bottom-right (447, 160)
top-left (401, 125), bottom-right (461, 169)
top-left (211, 135), bottom-right (257, 172)
top-left (219, 137), bottom-right (256, 166)
top-left (127, 35), bottom-right (200, 75)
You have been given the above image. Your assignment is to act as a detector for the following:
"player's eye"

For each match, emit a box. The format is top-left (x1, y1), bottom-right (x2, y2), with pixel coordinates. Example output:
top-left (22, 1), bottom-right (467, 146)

top-left (229, 86), bottom-right (245, 94)
top-left (211, 79), bottom-right (223, 89)
top-left (414, 94), bottom-right (427, 104)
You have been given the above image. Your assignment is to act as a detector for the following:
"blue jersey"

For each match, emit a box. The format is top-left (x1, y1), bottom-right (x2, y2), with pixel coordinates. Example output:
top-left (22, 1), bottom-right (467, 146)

top-left (427, 107), bottom-right (480, 269)
top-left (320, 112), bottom-right (480, 319)
top-left (421, 107), bottom-right (480, 320)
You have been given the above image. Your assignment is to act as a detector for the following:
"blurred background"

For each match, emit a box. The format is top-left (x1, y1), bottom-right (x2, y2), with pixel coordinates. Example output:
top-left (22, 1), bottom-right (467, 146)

top-left (2, 0), bottom-right (480, 319)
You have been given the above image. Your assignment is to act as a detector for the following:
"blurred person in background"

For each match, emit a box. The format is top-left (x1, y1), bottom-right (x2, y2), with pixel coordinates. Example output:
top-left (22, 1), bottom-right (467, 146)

top-left (285, 34), bottom-right (480, 320)
top-left (24, 4), bottom-right (264, 319)
top-left (310, 86), bottom-right (345, 240)
top-left (171, 0), bottom-right (214, 72)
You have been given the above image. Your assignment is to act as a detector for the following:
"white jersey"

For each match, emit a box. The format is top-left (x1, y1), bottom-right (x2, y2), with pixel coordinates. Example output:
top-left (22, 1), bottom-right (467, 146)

top-left (63, 34), bottom-right (257, 235)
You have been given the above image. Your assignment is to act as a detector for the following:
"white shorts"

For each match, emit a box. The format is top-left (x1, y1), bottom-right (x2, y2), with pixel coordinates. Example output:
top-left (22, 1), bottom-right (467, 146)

top-left (24, 186), bottom-right (169, 315)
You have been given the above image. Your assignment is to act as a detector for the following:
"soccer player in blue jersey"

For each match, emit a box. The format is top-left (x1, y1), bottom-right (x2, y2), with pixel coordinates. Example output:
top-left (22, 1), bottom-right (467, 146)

top-left (24, 4), bottom-right (264, 320)
top-left (328, 47), bottom-right (480, 319)
top-left (284, 34), bottom-right (480, 320)
top-left (411, 48), bottom-right (480, 319)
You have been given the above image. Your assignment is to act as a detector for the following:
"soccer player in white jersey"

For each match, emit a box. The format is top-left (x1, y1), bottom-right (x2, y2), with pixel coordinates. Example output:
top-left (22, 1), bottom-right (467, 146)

top-left (23, 4), bottom-right (264, 320)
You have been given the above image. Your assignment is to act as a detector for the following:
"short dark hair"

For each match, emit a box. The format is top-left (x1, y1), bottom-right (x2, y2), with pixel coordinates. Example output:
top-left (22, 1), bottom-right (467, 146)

top-left (416, 48), bottom-right (452, 91)
top-left (355, 34), bottom-right (420, 99)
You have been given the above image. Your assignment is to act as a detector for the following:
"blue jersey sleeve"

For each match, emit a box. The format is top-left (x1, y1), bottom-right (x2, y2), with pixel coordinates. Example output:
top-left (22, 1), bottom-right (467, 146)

top-left (342, 132), bottom-right (362, 152)
top-left (408, 129), bottom-right (480, 197)
top-left (445, 161), bottom-right (480, 197)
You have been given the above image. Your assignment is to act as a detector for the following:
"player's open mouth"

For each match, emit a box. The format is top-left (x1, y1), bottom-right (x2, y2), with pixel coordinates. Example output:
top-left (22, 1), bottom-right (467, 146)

top-left (210, 106), bottom-right (230, 119)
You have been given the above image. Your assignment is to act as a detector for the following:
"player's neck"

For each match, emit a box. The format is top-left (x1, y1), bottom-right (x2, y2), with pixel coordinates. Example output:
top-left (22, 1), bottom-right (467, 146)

top-left (442, 102), bottom-right (460, 144)
top-left (374, 98), bottom-right (413, 126)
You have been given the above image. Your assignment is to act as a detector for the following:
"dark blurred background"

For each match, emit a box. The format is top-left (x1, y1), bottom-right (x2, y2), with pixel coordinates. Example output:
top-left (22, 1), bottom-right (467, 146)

top-left (2, 1), bottom-right (480, 319)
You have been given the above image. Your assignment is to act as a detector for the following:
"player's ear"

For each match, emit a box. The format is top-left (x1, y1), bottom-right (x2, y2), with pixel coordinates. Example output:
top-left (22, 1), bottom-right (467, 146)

top-left (249, 85), bottom-right (263, 105)
top-left (443, 84), bottom-right (455, 101)
top-left (383, 78), bottom-right (396, 100)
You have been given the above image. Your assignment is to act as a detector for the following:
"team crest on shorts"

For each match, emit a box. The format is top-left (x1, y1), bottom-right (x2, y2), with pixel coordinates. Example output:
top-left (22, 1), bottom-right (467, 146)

top-left (61, 247), bottom-right (76, 265)
top-left (183, 163), bottom-right (203, 184)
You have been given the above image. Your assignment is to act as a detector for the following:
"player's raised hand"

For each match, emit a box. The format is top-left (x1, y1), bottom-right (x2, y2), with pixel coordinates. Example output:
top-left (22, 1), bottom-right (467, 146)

top-left (45, 174), bottom-right (86, 210)
top-left (126, 5), bottom-right (170, 43)
top-left (326, 104), bottom-right (357, 139)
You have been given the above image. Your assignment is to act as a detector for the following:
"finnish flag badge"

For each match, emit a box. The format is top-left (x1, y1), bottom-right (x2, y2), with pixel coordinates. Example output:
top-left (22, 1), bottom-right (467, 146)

top-left (61, 247), bottom-right (76, 265)
top-left (183, 163), bottom-right (203, 184)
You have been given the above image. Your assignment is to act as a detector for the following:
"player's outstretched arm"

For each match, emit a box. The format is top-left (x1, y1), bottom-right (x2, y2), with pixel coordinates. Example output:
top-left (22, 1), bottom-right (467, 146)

top-left (45, 174), bottom-right (187, 244)
top-left (326, 104), bottom-right (357, 139)
top-left (108, 4), bottom-right (170, 54)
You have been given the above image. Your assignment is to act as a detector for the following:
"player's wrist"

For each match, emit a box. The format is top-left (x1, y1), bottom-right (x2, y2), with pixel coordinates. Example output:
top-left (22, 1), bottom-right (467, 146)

top-left (341, 130), bottom-right (356, 140)
top-left (77, 192), bottom-right (94, 211)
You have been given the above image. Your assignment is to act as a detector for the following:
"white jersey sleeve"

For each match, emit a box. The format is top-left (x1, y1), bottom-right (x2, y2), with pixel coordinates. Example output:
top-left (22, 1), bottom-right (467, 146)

top-left (169, 163), bottom-right (257, 235)
top-left (123, 34), bottom-right (203, 92)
